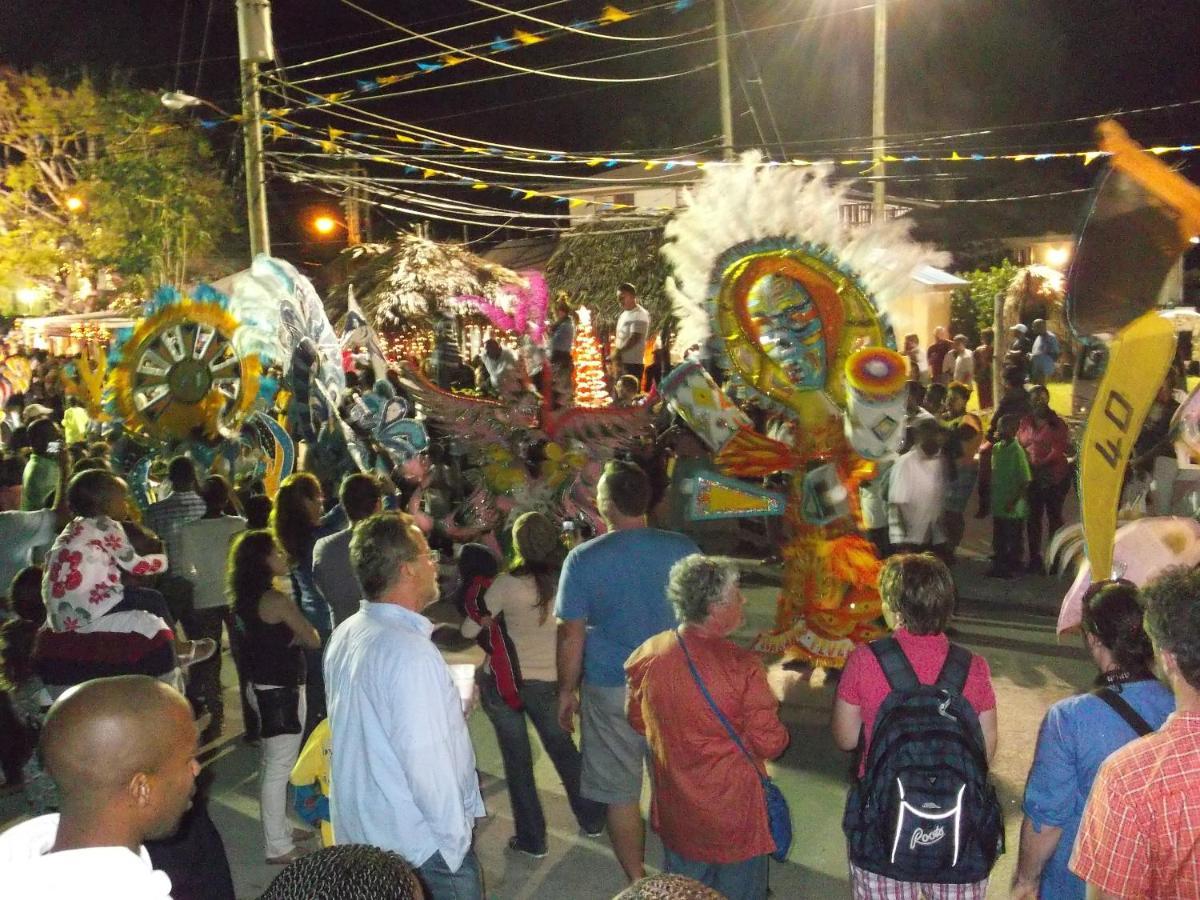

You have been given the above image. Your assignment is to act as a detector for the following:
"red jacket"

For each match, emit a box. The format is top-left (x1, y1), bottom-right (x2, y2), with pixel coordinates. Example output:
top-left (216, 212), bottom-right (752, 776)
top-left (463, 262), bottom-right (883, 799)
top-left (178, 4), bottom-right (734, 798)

top-left (626, 628), bottom-right (789, 863)
top-left (1018, 412), bottom-right (1072, 483)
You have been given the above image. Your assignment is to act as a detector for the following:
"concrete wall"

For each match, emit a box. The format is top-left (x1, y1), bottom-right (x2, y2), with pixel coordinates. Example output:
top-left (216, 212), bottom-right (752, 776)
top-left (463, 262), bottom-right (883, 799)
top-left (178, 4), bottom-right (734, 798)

top-left (882, 288), bottom-right (953, 374)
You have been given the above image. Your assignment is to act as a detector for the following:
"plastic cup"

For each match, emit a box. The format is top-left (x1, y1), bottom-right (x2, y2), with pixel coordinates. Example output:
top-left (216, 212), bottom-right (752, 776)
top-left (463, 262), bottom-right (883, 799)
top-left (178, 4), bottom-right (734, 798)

top-left (448, 664), bottom-right (476, 712)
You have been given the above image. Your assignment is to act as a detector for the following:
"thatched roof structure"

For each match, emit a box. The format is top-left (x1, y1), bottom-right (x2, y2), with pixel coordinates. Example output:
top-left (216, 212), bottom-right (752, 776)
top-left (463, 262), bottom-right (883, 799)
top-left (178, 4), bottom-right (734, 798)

top-left (544, 212), bottom-right (673, 338)
top-left (999, 265), bottom-right (1071, 347)
top-left (325, 234), bottom-right (523, 331)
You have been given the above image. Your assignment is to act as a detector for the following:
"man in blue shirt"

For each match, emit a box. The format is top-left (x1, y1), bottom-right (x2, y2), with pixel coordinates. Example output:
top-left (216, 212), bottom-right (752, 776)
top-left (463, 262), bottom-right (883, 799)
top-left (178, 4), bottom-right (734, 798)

top-left (555, 460), bottom-right (699, 883)
top-left (324, 513), bottom-right (485, 900)
top-left (1029, 318), bottom-right (1060, 386)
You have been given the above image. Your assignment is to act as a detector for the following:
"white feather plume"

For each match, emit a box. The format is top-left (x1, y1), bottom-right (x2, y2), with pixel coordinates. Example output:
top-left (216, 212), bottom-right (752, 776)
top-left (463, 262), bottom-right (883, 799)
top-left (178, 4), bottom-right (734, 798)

top-left (662, 152), bottom-right (949, 352)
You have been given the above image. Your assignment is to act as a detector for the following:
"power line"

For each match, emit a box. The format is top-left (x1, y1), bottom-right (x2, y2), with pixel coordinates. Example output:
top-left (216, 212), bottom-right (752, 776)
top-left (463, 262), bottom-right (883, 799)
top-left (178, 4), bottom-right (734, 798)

top-left (463, 0), bottom-right (709, 43)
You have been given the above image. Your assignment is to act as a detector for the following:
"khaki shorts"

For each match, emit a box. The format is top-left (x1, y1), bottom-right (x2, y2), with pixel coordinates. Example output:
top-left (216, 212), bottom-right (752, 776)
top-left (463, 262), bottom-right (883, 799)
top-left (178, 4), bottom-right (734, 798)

top-left (580, 682), bottom-right (646, 805)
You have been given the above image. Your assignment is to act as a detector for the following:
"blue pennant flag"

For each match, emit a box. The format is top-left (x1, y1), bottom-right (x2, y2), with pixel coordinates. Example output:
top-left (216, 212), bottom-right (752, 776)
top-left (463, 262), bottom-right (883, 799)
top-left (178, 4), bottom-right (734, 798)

top-left (549, 154), bottom-right (564, 161)
top-left (421, 140), bottom-right (435, 149)
top-left (356, 79), bottom-right (383, 93)
top-left (491, 36), bottom-right (515, 52)
top-left (673, 0), bottom-right (694, 9)
top-left (571, 19), bottom-right (596, 30)
top-left (487, 147), bottom-right (504, 155)
top-left (510, 189), bottom-right (522, 198)
top-left (403, 165), bottom-right (418, 174)
top-left (416, 62), bottom-right (443, 73)
top-left (603, 160), bottom-right (619, 168)
top-left (199, 119), bottom-right (220, 130)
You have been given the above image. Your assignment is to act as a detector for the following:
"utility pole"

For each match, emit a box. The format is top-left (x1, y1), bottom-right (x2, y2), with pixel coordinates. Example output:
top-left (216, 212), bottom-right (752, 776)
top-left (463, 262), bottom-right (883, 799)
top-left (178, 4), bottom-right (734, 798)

top-left (715, 0), bottom-right (735, 161)
top-left (237, 0), bottom-right (273, 258)
top-left (342, 163), bottom-right (365, 245)
top-left (871, 0), bottom-right (888, 223)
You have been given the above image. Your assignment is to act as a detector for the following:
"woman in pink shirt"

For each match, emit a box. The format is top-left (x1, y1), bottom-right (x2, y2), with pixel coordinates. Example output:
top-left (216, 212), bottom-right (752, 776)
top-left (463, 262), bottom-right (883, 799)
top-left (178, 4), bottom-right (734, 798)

top-left (626, 555), bottom-right (788, 900)
top-left (1018, 385), bottom-right (1073, 574)
top-left (832, 554), bottom-right (998, 898)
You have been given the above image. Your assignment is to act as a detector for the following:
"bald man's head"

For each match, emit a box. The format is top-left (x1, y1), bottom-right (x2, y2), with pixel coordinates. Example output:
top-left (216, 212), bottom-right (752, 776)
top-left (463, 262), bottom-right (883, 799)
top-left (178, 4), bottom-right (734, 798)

top-left (42, 676), bottom-right (199, 843)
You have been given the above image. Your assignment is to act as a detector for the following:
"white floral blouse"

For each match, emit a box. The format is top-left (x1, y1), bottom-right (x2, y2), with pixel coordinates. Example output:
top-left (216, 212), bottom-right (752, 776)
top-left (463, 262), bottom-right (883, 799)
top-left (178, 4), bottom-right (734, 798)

top-left (43, 516), bottom-right (167, 632)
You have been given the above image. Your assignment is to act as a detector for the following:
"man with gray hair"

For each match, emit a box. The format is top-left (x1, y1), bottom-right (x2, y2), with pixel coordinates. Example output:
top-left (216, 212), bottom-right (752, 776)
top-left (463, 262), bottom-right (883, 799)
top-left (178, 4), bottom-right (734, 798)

top-left (324, 512), bottom-right (485, 900)
top-left (556, 460), bottom-right (699, 883)
top-left (626, 555), bottom-right (788, 900)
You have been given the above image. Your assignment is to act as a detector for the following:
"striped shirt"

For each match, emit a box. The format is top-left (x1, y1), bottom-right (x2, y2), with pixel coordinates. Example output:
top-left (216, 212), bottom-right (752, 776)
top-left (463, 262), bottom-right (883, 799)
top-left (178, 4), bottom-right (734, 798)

top-left (1071, 710), bottom-right (1200, 898)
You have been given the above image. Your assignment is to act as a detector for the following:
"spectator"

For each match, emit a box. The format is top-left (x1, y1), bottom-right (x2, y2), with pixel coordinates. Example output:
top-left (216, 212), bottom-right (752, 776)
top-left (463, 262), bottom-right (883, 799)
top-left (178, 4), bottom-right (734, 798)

top-left (0, 449), bottom-right (69, 599)
top-left (0, 676), bottom-right (200, 899)
top-left (324, 512), bottom-right (486, 899)
top-left (260, 844), bottom-right (424, 900)
top-left (612, 282), bottom-right (651, 381)
top-left (975, 328), bottom-right (995, 408)
top-left (1071, 566), bottom-right (1200, 897)
top-left (0, 616), bottom-right (54, 813)
top-left (921, 381), bottom-right (948, 418)
top-left (1029, 318), bottom-right (1061, 386)
top-left (926, 326), bottom-right (954, 386)
top-left (612, 873), bottom-right (726, 899)
top-left (0, 452), bottom-right (25, 510)
top-left (944, 334), bottom-right (975, 387)
top-left (228, 529), bottom-right (320, 865)
top-left (175, 476), bottom-right (247, 742)
top-left (1013, 581), bottom-right (1173, 899)
top-left (887, 419), bottom-right (949, 557)
top-left (9, 565), bottom-right (45, 625)
top-left (462, 511), bottom-right (605, 858)
top-left (1006, 323), bottom-right (1032, 379)
top-left (899, 380), bottom-right (936, 452)
top-left (61, 396), bottom-right (90, 446)
top-left (313, 473), bottom-right (382, 627)
top-left (479, 338), bottom-right (518, 395)
top-left (555, 460), bottom-right (700, 882)
top-left (21, 417), bottom-right (61, 511)
top-left (832, 554), bottom-right (998, 899)
top-left (976, 367), bottom-right (1031, 518)
top-left (1018, 384), bottom-right (1072, 574)
top-left (271, 472), bottom-right (344, 736)
top-left (901, 333), bottom-right (921, 382)
top-left (244, 493), bottom-right (272, 529)
top-left (614, 374), bottom-right (644, 407)
top-left (143, 456), bottom-right (206, 569)
top-left (989, 414), bottom-right (1031, 578)
top-left (940, 382), bottom-right (984, 558)
top-left (626, 555), bottom-right (788, 900)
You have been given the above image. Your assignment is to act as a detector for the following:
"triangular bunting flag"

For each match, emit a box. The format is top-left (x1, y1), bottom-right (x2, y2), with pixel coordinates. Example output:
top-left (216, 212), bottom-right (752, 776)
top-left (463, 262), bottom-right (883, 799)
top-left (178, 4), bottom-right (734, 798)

top-left (600, 5), bottom-right (631, 24)
top-left (513, 29), bottom-right (544, 45)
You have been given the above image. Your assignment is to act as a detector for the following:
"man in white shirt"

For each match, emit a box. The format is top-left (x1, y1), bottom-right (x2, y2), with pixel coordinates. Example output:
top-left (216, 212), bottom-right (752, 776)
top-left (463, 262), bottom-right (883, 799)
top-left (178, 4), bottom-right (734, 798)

top-left (887, 418), bottom-right (949, 555)
top-left (944, 333), bottom-right (975, 387)
top-left (611, 282), bottom-right (650, 380)
top-left (175, 476), bottom-right (246, 740)
top-left (0, 675), bottom-right (200, 900)
top-left (324, 512), bottom-right (486, 900)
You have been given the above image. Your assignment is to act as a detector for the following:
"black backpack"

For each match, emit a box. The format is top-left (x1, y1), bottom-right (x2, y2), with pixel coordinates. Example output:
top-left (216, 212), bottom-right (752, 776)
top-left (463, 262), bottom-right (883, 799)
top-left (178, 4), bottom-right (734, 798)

top-left (842, 637), bottom-right (1004, 884)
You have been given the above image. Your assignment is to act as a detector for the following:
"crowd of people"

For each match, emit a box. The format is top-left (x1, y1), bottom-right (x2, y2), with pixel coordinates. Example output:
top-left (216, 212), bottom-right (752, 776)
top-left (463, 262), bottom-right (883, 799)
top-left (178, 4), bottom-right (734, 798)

top-left (0, 305), bottom-right (1198, 900)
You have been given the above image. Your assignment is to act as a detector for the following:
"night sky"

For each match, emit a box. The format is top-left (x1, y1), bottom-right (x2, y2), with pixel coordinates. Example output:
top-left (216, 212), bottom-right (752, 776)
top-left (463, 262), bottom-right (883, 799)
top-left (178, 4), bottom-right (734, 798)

top-left (3, 1), bottom-right (1198, 257)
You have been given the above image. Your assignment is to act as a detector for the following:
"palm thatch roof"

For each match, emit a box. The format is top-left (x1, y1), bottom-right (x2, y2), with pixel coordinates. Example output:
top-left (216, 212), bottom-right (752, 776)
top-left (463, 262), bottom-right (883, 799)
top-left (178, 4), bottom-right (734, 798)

top-left (544, 212), bottom-right (673, 336)
top-left (325, 234), bottom-right (523, 331)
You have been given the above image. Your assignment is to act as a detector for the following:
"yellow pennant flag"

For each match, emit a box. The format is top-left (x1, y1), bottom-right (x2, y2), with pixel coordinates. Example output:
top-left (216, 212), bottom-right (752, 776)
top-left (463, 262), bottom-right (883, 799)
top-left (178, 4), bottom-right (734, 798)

top-left (471, 182), bottom-right (489, 190)
top-left (600, 4), bottom-right (632, 23)
top-left (423, 169), bottom-right (438, 178)
top-left (320, 141), bottom-right (337, 154)
top-left (568, 198), bottom-right (586, 208)
top-left (265, 107), bottom-right (292, 117)
top-left (396, 133), bottom-right (418, 144)
top-left (328, 127), bottom-right (345, 142)
top-left (441, 54), bottom-right (468, 66)
top-left (377, 75), bottom-right (405, 86)
top-left (513, 29), bottom-right (543, 45)
top-left (269, 123), bottom-right (287, 140)
top-left (1079, 311), bottom-right (1177, 581)
top-left (323, 92), bottom-right (351, 103)
top-left (522, 190), bottom-right (539, 199)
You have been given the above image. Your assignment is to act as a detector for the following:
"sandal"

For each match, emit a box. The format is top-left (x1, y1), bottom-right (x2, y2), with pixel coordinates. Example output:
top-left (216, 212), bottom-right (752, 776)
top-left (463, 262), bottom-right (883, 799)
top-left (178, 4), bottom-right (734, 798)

top-left (177, 638), bottom-right (217, 668)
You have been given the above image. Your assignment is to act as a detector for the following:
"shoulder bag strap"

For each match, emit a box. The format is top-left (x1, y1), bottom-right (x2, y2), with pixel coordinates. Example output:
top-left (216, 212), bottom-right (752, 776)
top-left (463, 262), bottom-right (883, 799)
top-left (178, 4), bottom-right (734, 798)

top-left (869, 636), bottom-right (920, 692)
top-left (935, 643), bottom-right (973, 694)
top-left (1092, 687), bottom-right (1154, 737)
top-left (675, 631), bottom-right (759, 771)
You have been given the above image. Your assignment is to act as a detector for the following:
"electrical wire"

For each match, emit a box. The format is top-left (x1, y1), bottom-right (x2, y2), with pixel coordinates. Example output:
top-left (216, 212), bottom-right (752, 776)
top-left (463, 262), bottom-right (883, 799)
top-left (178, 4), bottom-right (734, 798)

top-left (337, 0), bottom-right (714, 84)
top-left (285, 0), bottom-right (576, 72)
top-left (289, 0), bottom-right (585, 84)
top-left (463, 0), bottom-right (710, 43)
top-left (730, 0), bottom-right (785, 158)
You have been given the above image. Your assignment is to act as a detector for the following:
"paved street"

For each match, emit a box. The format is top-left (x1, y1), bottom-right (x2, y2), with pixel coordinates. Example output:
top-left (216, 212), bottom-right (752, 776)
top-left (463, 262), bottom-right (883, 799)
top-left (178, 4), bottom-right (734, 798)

top-left (1, 512), bottom-right (1096, 898)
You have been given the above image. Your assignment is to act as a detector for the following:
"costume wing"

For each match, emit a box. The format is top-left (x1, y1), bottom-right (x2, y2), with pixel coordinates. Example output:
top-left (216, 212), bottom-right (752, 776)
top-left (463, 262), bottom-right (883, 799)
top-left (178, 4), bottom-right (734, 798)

top-left (545, 402), bottom-right (654, 453)
top-left (398, 367), bottom-right (538, 451)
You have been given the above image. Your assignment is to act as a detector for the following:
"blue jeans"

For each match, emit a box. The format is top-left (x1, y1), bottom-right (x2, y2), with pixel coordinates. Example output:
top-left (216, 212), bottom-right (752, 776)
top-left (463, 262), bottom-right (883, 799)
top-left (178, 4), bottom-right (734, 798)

top-left (662, 845), bottom-right (769, 900)
top-left (479, 672), bottom-right (606, 850)
top-left (417, 849), bottom-right (484, 900)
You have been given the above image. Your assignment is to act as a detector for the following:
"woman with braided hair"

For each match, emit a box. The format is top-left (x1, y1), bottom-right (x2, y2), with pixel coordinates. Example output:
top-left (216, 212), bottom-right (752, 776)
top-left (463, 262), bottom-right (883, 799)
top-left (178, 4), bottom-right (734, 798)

top-left (1012, 580), bottom-right (1175, 899)
top-left (260, 844), bottom-right (423, 899)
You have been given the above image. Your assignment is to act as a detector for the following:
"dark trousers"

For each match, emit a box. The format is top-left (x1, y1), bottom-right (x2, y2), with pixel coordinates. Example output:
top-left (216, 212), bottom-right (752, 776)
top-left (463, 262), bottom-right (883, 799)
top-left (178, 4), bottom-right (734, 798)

top-left (479, 672), bottom-right (605, 850)
top-left (179, 606), bottom-right (229, 727)
top-left (1027, 475), bottom-right (1070, 563)
top-left (621, 363), bottom-right (645, 381)
top-left (993, 516), bottom-right (1025, 570)
top-left (225, 614), bottom-right (259, 740)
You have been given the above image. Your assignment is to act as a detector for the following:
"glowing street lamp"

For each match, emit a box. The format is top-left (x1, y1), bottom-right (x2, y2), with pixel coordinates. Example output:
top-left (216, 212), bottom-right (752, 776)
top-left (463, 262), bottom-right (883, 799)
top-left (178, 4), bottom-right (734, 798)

top-left (65, 196), bottom-right (84, 212)
top-left (312, 215), bottom-right (340, 236)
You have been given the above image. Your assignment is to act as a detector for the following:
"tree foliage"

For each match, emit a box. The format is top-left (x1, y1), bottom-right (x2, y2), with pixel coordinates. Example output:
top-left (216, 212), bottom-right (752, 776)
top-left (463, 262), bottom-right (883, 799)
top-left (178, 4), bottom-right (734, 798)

top-left (544, 213), bottom-right (672, 336)
top-left (949, 259), bottom-right (1020, 344)
top-left (0, 71), bottom-right (236, 301)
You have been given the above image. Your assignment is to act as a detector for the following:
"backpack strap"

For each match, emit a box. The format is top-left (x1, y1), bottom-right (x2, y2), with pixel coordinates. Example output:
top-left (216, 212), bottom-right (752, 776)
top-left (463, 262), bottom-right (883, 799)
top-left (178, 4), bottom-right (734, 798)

top-left (935, 643), bottom-right (972, 694)
top-left (1092, 687), bottom-right (1154, 737)
top-left (869, 637), bottom-right (920, 691)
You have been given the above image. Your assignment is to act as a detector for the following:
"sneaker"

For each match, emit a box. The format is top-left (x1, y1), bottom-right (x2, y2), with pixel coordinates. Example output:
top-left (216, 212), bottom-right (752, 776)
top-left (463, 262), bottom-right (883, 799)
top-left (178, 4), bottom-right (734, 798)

top-left (582, 823), bottom-right (605, 838)
top-left (507, 836), bottom-right (548, 859)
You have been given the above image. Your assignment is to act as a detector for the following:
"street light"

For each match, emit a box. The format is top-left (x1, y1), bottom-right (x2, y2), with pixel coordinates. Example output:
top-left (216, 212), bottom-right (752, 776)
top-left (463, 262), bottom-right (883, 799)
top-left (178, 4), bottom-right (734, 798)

top-left (160, 91), bottom-right (226, 115)
top-left (65, 196), bottom-right (84, 212)
top-left (312, 215), bottom-right (339, 236)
